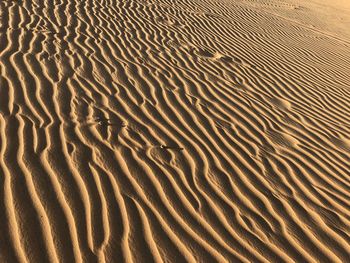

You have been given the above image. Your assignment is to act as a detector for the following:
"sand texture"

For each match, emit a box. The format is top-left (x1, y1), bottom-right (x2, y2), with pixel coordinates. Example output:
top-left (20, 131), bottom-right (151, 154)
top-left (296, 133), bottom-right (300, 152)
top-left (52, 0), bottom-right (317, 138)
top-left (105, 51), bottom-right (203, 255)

top-left (0, 0), bottom-right (350, 262)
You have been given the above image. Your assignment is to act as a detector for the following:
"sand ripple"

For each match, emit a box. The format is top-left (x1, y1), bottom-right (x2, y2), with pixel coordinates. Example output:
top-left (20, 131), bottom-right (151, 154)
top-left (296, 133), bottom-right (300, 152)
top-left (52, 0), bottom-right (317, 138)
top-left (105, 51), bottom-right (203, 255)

top-left (1, 0), bottom-right (350, 262)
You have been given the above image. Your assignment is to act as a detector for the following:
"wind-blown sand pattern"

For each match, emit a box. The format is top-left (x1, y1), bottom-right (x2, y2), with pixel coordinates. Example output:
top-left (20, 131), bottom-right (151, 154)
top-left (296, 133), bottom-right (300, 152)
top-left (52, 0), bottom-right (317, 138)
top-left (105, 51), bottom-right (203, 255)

top-left (1, 0), bottom-right (350, 262)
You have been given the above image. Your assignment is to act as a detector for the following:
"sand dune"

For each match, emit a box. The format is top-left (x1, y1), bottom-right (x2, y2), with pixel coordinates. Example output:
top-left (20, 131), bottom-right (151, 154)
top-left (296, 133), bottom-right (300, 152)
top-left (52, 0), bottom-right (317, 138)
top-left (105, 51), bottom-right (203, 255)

top-left (1, 0), bottom-right (350, 262)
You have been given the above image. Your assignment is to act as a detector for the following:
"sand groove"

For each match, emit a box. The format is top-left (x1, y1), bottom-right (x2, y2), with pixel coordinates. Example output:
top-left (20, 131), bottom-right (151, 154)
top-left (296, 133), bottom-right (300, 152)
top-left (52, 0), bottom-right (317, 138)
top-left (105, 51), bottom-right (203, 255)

top-left (1, 0), bottom-right (350, 262)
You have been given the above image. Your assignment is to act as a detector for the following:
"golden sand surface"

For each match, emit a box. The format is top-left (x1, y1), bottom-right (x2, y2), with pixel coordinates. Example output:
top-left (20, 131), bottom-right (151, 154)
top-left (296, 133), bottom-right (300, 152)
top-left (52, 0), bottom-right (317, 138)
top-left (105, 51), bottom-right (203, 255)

top-left (0, 0), bottom-right (349, 262)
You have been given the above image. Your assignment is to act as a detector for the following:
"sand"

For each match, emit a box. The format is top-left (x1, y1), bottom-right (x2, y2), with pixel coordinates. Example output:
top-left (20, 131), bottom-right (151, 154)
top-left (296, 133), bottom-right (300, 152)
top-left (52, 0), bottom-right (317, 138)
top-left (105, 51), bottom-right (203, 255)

top-left (0, 0), bottom-right (350, 262)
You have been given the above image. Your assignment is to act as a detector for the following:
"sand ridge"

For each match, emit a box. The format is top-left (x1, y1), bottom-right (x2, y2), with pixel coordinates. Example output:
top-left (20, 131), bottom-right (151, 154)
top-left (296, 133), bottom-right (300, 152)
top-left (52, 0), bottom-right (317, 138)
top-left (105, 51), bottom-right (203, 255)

top-left (0, 0), bottom-right (350, 262)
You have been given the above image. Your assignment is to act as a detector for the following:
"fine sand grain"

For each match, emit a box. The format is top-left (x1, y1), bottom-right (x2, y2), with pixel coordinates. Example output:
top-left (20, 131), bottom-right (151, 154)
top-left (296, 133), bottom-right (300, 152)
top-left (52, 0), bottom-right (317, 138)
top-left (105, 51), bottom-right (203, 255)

top-left (0, 0), bottom-right (350, 262)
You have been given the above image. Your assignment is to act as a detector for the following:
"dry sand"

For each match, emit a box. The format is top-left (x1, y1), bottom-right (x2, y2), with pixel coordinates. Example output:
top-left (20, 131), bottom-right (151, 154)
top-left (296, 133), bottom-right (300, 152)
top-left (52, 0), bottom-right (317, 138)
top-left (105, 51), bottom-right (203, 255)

top-left (0, 0), bottom-right (350, 262)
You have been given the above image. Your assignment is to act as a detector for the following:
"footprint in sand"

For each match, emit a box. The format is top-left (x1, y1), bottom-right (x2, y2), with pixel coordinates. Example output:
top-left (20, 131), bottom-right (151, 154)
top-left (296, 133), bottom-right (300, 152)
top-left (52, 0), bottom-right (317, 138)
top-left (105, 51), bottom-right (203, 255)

top-left (155, 16), bottom-right (184, 28)
top-left (269, 97), bottom-right (292, 110)
top-left (214, 119), bottom-right (232, 131)
top-left (94, 117), bottom-right (127, 128)
top-left (160, 145), bottom-right (184, 151)
top-left (194, 47), bottom-right (223, 60)
top-left (148, 144), bottom-right (184, 166)
top-left (166, 39), bottom-right (194, 52)
top-left (330, 136), bottom-right (350, 152)
top-left (193, 47), bottom-right (246, 66)
top-left (267, 130), bottom-right (299, 149)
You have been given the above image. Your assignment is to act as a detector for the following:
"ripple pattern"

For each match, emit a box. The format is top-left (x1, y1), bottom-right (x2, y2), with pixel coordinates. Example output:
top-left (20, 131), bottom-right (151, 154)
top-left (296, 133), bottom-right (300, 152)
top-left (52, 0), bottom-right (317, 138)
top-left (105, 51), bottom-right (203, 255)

top-left (1, 0), bottom-right (350, 262)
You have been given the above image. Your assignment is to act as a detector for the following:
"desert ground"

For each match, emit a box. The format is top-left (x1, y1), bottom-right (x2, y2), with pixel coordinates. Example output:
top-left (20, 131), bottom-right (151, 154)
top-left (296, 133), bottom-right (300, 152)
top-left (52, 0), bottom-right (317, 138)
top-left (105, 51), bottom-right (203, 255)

top-left (0, 0), bottom-right (350, 262)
